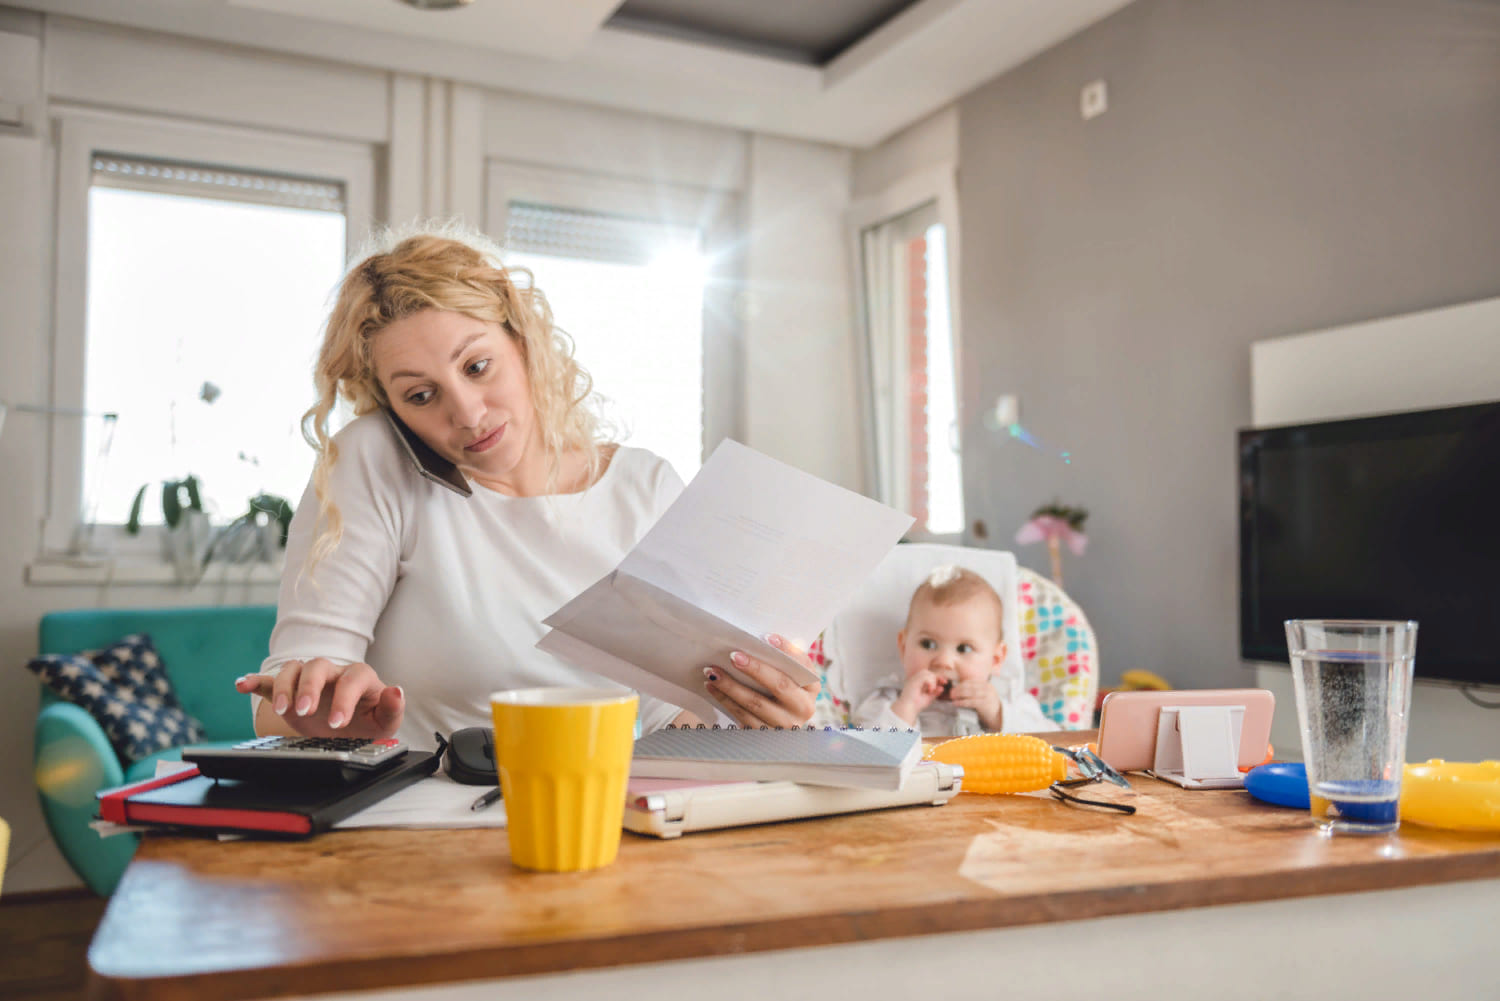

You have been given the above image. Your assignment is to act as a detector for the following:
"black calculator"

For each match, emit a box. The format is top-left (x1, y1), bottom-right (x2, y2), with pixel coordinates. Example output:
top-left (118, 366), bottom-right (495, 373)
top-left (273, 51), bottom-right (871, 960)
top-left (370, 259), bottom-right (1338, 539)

top-left (183, 736), bottom-right (409, 785)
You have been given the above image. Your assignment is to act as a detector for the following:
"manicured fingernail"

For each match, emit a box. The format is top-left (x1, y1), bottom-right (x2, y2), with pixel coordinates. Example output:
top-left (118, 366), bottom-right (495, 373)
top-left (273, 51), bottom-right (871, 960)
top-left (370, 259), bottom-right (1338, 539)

top-left (703, 667), bottom-right (719, 683)
top-left (273, 695), bottom-right (288, 715)
top-left (730, 651), bottom-right (748, 667)
top-left (766, 634), bottom-right (784, 648)
top-left (328, 711), bottom-right (346, 729)
top-left (295, 695), bottom-right (313, 716)
top-left (394, 686), bottom-right (405, 701)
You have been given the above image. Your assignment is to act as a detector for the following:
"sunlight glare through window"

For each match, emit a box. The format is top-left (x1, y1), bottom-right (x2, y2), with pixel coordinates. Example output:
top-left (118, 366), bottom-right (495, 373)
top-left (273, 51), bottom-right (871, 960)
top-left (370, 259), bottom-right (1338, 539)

top-left (506, 248), bottom-right (706, 481)
top-left (924, 223), bottom-right (963, 535)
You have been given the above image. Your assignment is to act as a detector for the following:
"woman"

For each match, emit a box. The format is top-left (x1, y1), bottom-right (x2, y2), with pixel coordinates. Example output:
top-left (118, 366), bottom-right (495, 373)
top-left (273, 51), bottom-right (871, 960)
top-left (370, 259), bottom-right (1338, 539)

top-left (235, 223), bottom-right (818, 742)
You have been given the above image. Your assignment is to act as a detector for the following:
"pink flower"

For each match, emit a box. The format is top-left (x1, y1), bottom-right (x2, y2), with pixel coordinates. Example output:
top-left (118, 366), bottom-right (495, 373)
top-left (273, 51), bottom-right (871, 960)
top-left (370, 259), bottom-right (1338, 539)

top-left (1014, 515), bottom-right (1089, 556)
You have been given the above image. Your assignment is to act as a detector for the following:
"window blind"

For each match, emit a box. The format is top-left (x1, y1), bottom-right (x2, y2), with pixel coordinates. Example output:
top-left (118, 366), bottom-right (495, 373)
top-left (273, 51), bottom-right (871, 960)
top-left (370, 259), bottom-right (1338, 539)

top-left (90, 153), bottom-right (345, 213)
top-left (504, 201), bottom-right (696, 267)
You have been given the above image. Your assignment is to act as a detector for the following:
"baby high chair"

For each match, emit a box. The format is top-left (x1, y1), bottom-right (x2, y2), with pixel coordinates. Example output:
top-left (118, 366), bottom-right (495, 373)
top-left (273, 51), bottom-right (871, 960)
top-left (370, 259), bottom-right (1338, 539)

top-left (810, 544), bottom-right (1097, 731)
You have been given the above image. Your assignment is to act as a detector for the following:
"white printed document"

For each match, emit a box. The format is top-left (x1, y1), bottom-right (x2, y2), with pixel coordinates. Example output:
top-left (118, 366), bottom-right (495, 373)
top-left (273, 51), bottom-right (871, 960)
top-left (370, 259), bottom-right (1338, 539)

top-left (335, 774), bottom-right (506, 830)
top-left (538, 440), bottom-right (914, 724)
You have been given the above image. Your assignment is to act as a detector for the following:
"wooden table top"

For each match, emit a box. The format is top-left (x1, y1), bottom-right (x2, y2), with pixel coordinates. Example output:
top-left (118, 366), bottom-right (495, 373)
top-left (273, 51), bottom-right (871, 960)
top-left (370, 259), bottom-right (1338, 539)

top-left (88, 733), bottom-right (1500, 1001)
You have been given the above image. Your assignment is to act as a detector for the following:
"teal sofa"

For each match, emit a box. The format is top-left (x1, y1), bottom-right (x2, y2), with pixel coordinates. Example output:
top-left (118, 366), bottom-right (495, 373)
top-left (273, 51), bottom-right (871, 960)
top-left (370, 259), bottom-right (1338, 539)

top-left (33, 605), bottom-right (276, 895)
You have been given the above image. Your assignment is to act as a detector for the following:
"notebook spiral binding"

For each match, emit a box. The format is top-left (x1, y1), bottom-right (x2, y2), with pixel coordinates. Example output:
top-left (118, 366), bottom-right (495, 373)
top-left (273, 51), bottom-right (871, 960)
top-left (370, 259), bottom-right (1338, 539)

top-left (663, 723), bottom-right (918, 732)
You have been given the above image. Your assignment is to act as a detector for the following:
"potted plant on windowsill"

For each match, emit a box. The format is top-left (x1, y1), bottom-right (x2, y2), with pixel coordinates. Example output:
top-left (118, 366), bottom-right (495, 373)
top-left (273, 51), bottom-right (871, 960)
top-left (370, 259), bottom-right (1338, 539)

top-left (205, 493), bottom-right (294, 566)
top-left (126, 476), bottom-right (215, 581)
top-left (125, 477), bottom-right (294, 582)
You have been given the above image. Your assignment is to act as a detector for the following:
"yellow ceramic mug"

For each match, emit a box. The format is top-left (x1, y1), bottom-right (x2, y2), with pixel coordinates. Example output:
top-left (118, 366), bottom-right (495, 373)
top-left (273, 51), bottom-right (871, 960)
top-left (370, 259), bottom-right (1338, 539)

top-left (490, 687), bottom-right (638, 872)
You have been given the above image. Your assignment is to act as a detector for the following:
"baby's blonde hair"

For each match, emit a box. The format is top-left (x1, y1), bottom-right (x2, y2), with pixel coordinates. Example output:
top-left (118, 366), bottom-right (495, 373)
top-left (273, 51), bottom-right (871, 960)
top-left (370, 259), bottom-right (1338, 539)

top-left (906, 566), bottom-right (1006, 640)
top-left (302, 220), bottom-right (604, 570)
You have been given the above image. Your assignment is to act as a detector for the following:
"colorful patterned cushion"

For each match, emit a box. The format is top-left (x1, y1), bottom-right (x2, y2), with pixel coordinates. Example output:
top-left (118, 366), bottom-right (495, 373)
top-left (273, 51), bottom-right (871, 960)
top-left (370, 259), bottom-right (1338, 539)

top-left (807, 634), bottom-right (850, 727)
top-left (27, 633), bottom-right (205, 764)
top-left (1016, 567), bottom-right (1097, 729)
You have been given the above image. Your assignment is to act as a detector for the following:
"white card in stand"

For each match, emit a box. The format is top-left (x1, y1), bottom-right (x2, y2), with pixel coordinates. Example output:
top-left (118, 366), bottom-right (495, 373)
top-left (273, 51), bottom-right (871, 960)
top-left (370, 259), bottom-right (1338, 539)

top-left (1151, 704), bottom-right (1246, 789)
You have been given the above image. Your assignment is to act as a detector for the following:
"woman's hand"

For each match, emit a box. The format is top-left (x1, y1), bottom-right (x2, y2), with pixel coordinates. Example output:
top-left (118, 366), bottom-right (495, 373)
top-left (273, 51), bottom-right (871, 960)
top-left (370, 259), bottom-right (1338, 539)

top-left (234, 659), bottom-right (404, 739)
top-left (702, 635), bottom-right (819, 729)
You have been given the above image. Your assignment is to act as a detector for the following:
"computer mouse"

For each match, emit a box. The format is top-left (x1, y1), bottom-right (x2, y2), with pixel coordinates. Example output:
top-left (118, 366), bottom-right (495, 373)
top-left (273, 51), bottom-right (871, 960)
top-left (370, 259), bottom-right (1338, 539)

top-left (444, 726), bottom-right (498, 786)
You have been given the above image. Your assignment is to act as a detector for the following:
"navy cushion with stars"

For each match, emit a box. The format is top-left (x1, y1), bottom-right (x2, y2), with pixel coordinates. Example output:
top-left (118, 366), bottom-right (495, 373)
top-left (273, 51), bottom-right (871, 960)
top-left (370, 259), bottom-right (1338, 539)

top-left (27, 633), bottom-right (205, 764)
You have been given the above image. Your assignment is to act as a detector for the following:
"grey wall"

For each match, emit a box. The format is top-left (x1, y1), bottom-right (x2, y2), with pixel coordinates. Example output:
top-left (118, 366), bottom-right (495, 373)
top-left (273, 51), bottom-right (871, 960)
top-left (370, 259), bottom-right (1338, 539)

top-left (958, 0), bottom-right (1500, 688)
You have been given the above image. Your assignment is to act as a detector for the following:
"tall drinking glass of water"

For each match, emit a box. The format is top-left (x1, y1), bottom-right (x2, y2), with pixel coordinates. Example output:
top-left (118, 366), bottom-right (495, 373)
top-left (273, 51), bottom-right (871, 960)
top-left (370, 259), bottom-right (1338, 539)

top-left (1284, 620), bottom-right (1417, 835)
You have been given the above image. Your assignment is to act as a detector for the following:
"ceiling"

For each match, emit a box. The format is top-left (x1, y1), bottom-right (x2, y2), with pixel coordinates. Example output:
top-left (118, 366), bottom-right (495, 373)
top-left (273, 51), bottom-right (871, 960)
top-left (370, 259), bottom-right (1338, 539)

top-left (11, 0), bottom-right (1138, 148)
top-left (607, 0), bottom-right (922, 65)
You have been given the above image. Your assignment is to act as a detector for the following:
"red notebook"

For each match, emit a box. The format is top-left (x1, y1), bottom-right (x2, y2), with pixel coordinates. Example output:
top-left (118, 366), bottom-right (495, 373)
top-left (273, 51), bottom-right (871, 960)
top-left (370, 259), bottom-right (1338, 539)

top-left (96, 750), bottom-right (440, 838)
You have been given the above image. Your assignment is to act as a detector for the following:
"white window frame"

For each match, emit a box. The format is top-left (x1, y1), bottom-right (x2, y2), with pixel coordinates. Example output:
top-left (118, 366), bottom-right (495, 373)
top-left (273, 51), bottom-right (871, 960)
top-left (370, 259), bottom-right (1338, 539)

top-left (43, 106), bottom-right (375, 559)
top-left (847, 164), bottom-right (964, 542)
top-left (484, 161), bottom-right (743, 461)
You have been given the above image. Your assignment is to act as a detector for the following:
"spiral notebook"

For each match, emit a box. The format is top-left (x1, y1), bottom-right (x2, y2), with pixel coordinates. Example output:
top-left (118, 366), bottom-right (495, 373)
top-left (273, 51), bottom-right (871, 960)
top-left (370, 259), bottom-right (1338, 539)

top-left (630, 726), bottom-right (922, 791)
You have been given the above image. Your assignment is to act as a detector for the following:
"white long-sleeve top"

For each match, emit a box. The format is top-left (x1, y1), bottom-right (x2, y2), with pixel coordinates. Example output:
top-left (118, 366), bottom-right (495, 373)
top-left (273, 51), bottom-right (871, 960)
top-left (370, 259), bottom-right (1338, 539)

top-left (258, 413), bottom-right (686, 745)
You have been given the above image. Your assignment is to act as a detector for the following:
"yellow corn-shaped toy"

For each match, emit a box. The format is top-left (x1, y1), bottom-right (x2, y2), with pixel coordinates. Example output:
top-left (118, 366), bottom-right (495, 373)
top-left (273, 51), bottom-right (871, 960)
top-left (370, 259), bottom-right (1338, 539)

top-left (924, 733), bottom-right (1069, 794)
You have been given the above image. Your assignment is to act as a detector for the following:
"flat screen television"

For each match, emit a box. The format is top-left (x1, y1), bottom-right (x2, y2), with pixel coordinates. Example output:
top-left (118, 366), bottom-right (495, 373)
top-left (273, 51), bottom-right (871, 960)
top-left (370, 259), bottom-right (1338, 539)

top-left (1238, 400), bottom-right (1500, 688)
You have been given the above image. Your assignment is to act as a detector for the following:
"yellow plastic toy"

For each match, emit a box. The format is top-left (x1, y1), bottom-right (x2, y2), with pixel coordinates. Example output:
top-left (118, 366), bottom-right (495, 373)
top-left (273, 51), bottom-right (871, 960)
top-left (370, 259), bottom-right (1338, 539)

top-left (924, 733), bottom-right (1069, 794)
top-left (1400, 759), bottom-right (1500, 832)
top-left (1119, 669), bottom-right (1170, 691)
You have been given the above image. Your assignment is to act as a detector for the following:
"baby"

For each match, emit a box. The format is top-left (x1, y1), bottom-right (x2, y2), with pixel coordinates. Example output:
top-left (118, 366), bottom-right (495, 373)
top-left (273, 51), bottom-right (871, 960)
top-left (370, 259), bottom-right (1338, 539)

top-left (852, 566), bottom-right (1014, 737)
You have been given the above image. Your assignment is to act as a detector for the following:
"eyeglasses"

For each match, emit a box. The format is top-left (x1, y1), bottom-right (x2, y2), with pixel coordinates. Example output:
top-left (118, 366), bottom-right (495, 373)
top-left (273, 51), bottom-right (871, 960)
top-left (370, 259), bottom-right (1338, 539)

top-left (1048, 774), bottom-right (1136, 814)
top-left (1049, 744), bottom-right (1136, 814)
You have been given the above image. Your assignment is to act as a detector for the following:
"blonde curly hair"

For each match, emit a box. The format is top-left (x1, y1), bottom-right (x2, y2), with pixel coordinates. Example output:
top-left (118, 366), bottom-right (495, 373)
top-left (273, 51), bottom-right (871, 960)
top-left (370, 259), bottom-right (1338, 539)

top-left (302, 220), bottom-right (604, 569)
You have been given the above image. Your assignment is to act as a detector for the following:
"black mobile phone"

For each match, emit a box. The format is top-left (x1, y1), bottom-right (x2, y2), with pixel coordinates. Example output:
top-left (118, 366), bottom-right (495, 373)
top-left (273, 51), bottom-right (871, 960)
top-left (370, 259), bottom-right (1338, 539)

top-left (383, 408), bottom-right (472, 497)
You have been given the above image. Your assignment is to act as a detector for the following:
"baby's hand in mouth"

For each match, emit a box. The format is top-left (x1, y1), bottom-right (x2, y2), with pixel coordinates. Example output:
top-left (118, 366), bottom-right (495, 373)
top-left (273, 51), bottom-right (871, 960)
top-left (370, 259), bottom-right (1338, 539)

top-left (938, 679), bottom-right (954, 699)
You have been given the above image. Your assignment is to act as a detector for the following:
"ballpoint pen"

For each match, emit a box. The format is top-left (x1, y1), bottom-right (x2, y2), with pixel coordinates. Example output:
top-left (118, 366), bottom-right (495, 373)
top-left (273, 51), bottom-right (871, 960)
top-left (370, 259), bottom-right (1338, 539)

top-left (470, 787), bottom-right (502, 812)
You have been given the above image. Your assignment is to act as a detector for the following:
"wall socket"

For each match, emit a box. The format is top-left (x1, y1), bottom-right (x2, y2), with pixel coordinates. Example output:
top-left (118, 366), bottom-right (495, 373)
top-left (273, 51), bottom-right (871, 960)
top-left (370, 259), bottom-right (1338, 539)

top-left (1080, 79), bottom-right (1108, 120)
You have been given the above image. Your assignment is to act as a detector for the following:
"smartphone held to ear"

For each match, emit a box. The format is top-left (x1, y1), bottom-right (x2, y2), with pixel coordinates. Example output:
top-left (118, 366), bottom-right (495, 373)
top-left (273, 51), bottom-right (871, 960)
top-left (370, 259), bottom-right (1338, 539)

top-left (384, 408), bottom-right (472, 497)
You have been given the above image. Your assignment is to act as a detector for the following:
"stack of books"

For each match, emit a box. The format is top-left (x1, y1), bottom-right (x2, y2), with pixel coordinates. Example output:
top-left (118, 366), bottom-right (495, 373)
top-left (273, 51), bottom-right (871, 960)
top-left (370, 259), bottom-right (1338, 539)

top-left (96, 750), bottom-right (441, 838)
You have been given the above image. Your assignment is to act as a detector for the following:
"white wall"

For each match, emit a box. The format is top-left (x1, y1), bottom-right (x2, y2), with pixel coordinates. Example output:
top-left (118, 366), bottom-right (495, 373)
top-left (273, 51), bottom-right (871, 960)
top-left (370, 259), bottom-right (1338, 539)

top-left (956, 0), bottom-right (1500, 700)
top-left (482, 90), bottom-right (749, 193)
top-left (850, 106), bottom-right (957, 202)
top-left (742, 134), bottom-right (861, 492)
top-left (1250, 296), bottom-right (1500, 764)
top-left (46, 18), bottom-right (390, 144)
top-left (1, 15), bottom-right (861, 894)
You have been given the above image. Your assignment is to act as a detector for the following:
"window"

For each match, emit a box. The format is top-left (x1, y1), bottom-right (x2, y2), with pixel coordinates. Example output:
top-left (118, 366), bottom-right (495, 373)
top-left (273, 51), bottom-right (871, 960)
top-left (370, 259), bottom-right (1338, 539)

top-left (503, 203), bottom-right (707, 479)
top-left (486, 163), bottom-right (740, 482)
top-left (854, 179), bottom-right (964, 538)
top-left (46, 110), bottom-right (374, 558)
top-left (83, 155), bottom-right (347, 528)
